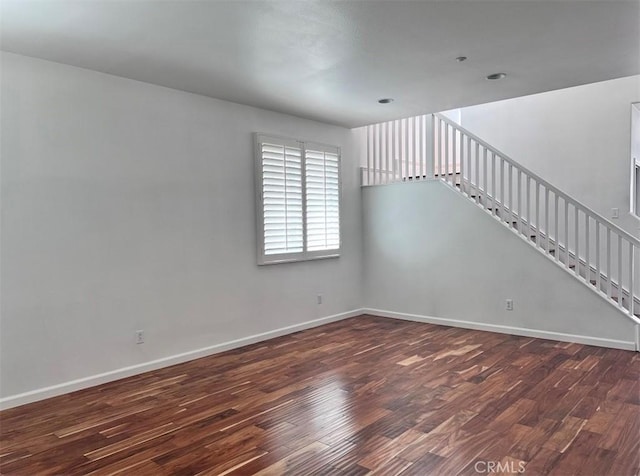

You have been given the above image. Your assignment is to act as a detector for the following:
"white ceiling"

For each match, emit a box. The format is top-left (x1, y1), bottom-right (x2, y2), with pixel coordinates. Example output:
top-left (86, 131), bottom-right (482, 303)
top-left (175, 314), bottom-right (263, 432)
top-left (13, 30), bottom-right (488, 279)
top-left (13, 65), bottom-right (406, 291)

top-left (2, 0), bottom-right (639, 128)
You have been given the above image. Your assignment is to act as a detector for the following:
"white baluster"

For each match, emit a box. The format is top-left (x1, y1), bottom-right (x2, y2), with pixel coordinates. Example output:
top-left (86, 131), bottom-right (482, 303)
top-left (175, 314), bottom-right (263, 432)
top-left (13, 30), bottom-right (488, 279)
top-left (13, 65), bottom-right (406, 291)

top-left (618, 234), bottom-right (623, 308)
top-left (437, 119), bottom-right (443, 179)
top-left (564, 199), bottom-right (570, 268)
top-left (607, 228), bottom-right (612, 298)
top-left (457, 129), bottom-right (462, 187)
top-left (629, 243), bottom-right (635, 316)
top-left (403, 118), bottom-right (409, 181)
top-left (392, 120), bottom-right (396, 182)
top-left (379, 122), bottom-right (385, 184)
top-left (473, 141), bottom-right (478, 204)
top-left (397, 120), bottom-right (401, 181)
top-left (535, 182), bottom-right (540, 247)
top-left (517, 170), bottom-right (522, 234)
top-left (508, 164), bottom-right (513, 228)
top-left (437, 118), bottom-right (446, 179)
top-left (554, 194), bottom-right (559, 262)
top-left (467, 137), bottom-right (472, 195)
top-left (585, 215), bottom-right (590, 284)
top-left (367, 125), bottom-right (372, 186)
top-left (466, 136), bottom-right (470, 189)
top-left (545, 187), bottom-right (550, 253)
top-left (492, 154), bottom-right (497, 217)
top-left (426, 115), bottom-right (434, 179)
top-left (500, 158), bottom-right (505, 222)
top-left (374, 122), bottom-right (380, 185)
top-left (384, 121), bottom-right (390, 184)
top-left (527, 177), bottom-right (532, 238)
top-left (575, 207), bottom-right (580, 277)
top-left (483, 147), bottom-right (488, 211)
top-left (407, 117), bottom-right (418, 180)
top-left (444, 123), bottom-right (449, 184)
top-left (595, 221), bottom-right (601, 290)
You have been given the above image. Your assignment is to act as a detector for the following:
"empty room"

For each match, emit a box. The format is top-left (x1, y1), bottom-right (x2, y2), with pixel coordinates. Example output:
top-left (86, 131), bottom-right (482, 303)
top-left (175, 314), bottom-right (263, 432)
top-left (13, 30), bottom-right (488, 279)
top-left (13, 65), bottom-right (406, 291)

top-left (1, 0), bottom-right (639, 475)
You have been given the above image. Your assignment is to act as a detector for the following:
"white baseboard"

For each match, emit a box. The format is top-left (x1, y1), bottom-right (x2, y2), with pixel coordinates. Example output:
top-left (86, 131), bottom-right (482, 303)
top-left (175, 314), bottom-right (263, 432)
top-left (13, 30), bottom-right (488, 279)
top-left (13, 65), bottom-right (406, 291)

top-left (363, 308), bottom-right (637, 351)
top-left (0, 309), bottom-right (364, 410)
top-left (3, 307), bottom-right (635, 410)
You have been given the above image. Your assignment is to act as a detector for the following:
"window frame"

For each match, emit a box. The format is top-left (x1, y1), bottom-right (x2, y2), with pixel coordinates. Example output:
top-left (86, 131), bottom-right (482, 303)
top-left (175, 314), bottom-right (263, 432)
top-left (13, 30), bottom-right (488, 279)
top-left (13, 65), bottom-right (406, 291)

top-left (254, 133), bottom-right (342, 265)
top-left (632, 157), bottom-right (640, 218)
top-left (631, 102), bottom-right (640, 219)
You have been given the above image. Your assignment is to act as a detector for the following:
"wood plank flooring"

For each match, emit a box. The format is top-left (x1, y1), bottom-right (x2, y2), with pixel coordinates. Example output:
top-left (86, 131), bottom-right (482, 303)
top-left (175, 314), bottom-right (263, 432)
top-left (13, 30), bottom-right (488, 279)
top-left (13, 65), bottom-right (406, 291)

top-left (1, 315), bottom-right (639, 475)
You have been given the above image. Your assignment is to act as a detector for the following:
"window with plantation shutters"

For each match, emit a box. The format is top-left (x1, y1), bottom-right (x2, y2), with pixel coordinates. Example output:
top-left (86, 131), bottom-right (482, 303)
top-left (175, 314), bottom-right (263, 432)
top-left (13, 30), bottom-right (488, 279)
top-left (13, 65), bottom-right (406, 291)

top-left (255, 134), bottom-right (341, 265)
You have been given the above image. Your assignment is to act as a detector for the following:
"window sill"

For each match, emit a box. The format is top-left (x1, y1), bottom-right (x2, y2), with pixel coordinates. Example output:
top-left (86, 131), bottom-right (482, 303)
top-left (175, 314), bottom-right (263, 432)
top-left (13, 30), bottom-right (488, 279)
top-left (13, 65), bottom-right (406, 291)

top-left (258, 252), bottom-right (340, 266)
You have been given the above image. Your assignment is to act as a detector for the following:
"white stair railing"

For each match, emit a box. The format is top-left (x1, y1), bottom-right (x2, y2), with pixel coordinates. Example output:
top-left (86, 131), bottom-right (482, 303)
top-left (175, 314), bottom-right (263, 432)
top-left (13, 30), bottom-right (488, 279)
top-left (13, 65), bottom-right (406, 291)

top-left (360, 112), bottom-right (640, 324)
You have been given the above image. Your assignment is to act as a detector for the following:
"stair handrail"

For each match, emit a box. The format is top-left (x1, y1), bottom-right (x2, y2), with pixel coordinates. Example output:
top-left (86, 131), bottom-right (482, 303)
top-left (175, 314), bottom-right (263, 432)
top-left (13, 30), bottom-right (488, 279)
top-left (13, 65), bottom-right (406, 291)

top-left (434, 113), bottom-right (640, 247)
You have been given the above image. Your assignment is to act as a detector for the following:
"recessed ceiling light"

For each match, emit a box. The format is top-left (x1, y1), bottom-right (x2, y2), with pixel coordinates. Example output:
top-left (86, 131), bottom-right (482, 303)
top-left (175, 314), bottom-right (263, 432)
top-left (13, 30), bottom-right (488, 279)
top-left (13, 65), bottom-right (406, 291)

top-left (378, 98), bottom-right (394, 104)
top-left (486, 72), bottom-right (507, 80)
top-left (456, 56), bottom-right (467, 62)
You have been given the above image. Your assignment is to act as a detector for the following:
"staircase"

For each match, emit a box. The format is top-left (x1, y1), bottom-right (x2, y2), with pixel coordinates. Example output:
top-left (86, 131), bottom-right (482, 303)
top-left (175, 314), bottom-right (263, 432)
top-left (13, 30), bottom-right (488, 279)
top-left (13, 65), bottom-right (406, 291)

top-left (359, 112), bottom-right (640, 331)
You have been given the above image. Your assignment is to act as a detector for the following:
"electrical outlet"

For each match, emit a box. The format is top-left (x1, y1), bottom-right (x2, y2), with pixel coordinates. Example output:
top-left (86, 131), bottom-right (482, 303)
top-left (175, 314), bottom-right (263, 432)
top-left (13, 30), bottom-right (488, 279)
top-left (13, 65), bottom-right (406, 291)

top-left (612, 208), bottom-right (620, 219)
top-left (317, 294), bottom-right (323, 305)
top-left (506, 299), bottom-right (514, 311)
top-left (135, 330), bottom-right (144, 344)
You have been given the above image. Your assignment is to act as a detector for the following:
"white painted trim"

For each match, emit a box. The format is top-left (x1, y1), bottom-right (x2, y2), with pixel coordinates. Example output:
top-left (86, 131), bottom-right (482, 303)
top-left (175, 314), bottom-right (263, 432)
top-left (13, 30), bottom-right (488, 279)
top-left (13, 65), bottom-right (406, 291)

top-left (0, 309), bottom-right (364, 410)
top-left (363, 308), bottom-right (637, 351)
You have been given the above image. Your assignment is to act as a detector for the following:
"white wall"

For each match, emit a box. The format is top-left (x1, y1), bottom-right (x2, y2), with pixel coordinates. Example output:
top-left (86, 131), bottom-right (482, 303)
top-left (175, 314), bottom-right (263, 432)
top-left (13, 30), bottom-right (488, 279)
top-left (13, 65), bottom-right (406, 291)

top-left (363, 180), bottom-right (637, 349)
top-left (460, 75), bottom-right (640, 235)
top-left (0, 53), bottom-right (362, 403)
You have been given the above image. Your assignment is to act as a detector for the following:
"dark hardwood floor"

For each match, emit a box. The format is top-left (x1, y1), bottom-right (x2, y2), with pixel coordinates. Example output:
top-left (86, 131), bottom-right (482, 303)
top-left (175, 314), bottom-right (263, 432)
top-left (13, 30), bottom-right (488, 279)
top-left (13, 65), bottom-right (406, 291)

top-left (1, 315), bottom-right (639, 475)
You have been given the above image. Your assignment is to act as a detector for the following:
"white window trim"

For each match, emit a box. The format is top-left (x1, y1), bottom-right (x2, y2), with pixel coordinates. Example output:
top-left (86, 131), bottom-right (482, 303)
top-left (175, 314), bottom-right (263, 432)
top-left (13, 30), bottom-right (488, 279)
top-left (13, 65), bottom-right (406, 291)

top-left (631, 157), bottom-right (640, 219)
top-left (631, 102), bottom-right (640, 220)
top-left (254, 133), bottom-right (342, 265)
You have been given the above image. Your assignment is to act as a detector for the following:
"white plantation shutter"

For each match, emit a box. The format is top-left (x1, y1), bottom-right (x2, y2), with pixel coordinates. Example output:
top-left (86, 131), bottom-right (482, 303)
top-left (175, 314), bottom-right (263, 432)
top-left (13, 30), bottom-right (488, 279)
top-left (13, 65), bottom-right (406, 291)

top-left (258, 137), bottom-right (303, 255)
top-left (305, 146), bottom-right (340, 251)
top-left (255, 134), bottom-right (340, 264)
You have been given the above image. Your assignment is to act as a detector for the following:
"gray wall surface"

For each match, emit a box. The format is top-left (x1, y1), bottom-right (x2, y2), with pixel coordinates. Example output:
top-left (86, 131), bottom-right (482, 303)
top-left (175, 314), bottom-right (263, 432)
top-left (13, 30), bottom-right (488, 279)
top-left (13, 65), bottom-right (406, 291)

top-left (362, 180), bottom-right (636, 346)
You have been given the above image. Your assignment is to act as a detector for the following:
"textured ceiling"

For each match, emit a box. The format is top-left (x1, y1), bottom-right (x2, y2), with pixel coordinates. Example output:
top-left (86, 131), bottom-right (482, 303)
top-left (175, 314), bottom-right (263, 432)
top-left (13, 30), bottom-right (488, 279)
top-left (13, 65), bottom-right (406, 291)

top-left (2, 0), bottom-right (639, 127)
